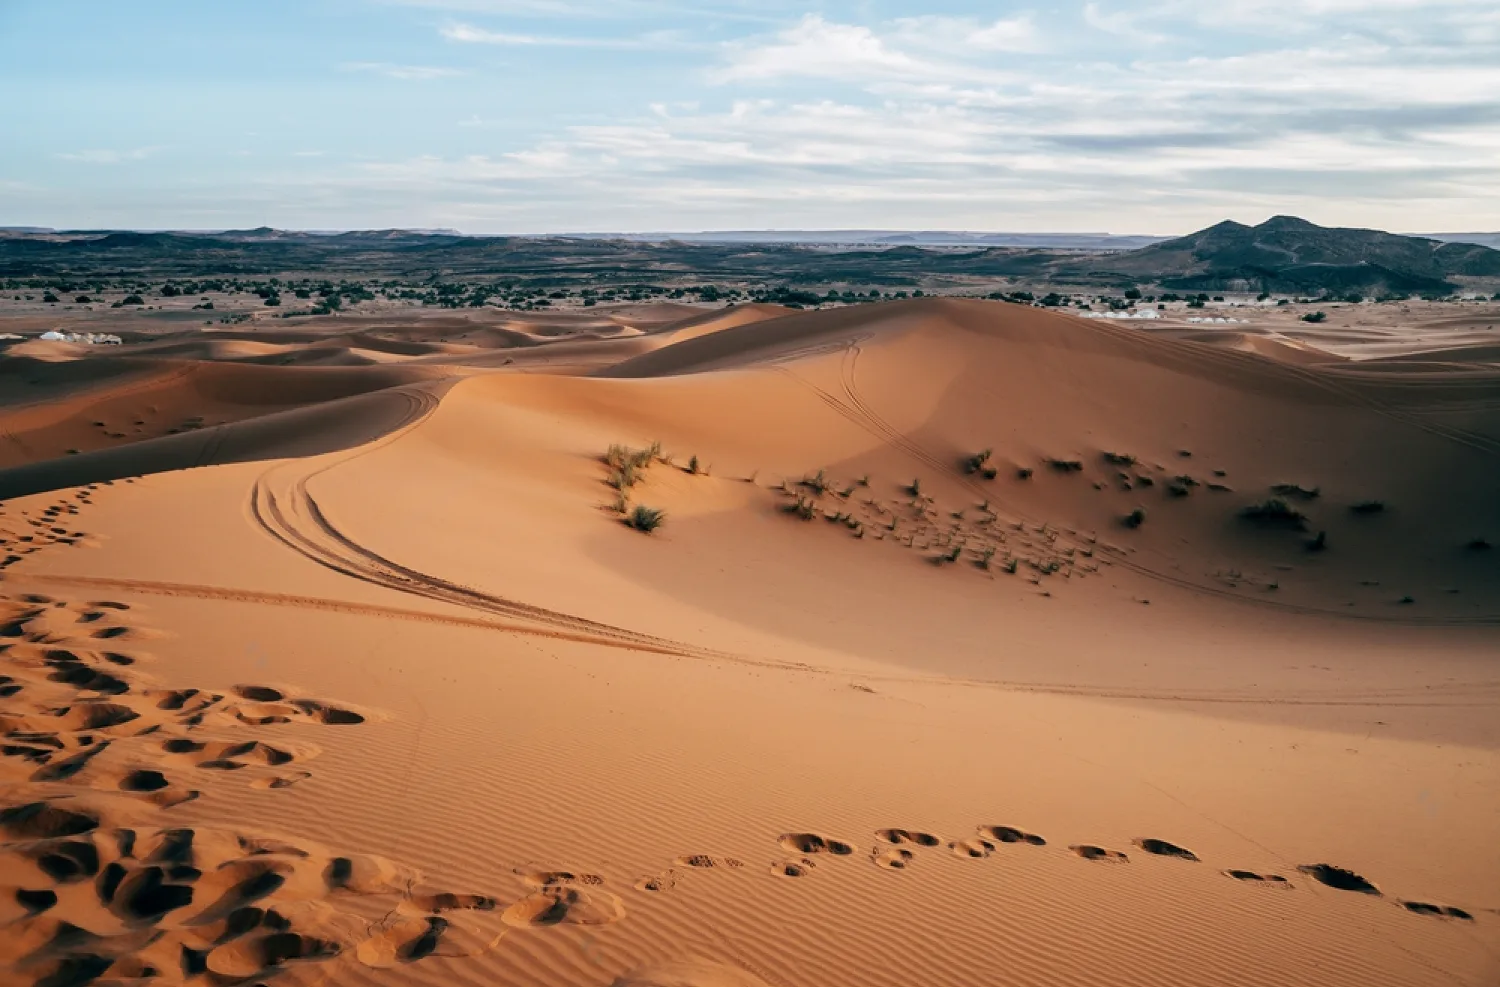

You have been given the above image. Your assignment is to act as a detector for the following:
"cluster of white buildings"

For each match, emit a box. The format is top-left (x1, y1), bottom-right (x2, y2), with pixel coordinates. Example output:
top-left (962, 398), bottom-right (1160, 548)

top-left (38, 329), bottom-right (123, 345)
top-left (1079, 309), bottom-right (1162, 320)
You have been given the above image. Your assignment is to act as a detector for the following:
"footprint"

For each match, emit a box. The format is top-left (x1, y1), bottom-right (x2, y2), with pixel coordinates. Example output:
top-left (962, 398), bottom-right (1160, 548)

top-left (1225, 869), bottom-right (1291, 885)
top-left (206, 931), bottom-right (341, 979)
top-left (674, 855), bottom-right (745, 870)
top-left (1297, 864), bottom-right (1379, 895)
top-left (234, 685), bottom-right (286, 703)
top-left (770, 858), bottom-right (814, 878)
top-left (1070, 845), bottom-right (1129, 863)
top-left (870, 848), bottom-right (915, 870)
top-left (875, 829), bottom-right (941, 847)
top-left (357, 916), bottom-right (449, 967)
top-left (949, 838), bottom-right (995, 859)
top-left (980, 825), bottom-right (1046, 846)
top-left (517, 870), bottom-right (604, 888)
top-left (778, 833), bottom-right (854, 856)
top-left (1134, 838), bottom-right (1199, 861)
top-left (251, 771), bottom-right (313, 790)
top-left (501, 887), bottom-right (625, 928)
top-left (634, 873), bottom-right (679, 893)
top-left (408, 891), bottom-right (499, 912)
top-left (119, 769), bottom-right (170, 792)
top-left (0, 802), bottom-right (100, 839)
top-left (291, 699), bottom-right (365, 725)
top-left (1400, 901), bottom-right (1473, 920)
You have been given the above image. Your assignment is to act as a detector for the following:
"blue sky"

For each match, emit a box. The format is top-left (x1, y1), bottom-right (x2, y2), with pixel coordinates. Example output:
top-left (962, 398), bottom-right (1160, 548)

top-left (2, 0), bottom-right (1498, 233)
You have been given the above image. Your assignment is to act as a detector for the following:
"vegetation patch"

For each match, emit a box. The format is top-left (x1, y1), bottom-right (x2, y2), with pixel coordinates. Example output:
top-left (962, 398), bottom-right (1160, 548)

top-left (1240, 498), bottom-right (1308, 529)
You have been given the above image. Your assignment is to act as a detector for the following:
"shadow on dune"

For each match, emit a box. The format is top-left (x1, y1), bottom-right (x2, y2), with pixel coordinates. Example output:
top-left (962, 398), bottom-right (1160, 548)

top-left (0, 380), bottom-right (453, 500)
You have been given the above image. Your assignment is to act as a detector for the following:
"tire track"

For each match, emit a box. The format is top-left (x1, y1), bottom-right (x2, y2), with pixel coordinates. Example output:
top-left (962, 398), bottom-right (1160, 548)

top-left (244, 384), bottom-right (788, 669)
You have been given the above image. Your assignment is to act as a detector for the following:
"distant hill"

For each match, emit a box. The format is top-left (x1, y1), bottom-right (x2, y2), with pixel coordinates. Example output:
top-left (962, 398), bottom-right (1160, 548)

top-left (1064, 215), bottom-right (1500, 294)
top-left (1419, 232), bottom-right (1500, 250)
top-left (0, 218), bottom-right (1495, 295)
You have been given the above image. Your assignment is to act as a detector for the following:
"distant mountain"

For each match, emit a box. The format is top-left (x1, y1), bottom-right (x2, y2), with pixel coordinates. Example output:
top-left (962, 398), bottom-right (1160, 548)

top-left (1418, 232), bottom-right (1500, 250)
top-left (564, 230), bottom-right (1168, 251)
top-left (0, 218), bottom-right (1495, 294)
top-left (1067, 215), bottom-right (1500, 294)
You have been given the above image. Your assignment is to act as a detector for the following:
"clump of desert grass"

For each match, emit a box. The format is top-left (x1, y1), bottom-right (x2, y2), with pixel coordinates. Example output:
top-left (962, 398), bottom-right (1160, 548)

top-left (1047, 458), bottom-right (1084, 472)
top-left (1122, 508), bottom-right (1146, 529)
top-left (1240, 498), bottom-right (1308, 529)
top-left (604, 441), bottom-right (663, 491)
top-left (1102, 451), bottom-right (1136, 466)
top-left (799, 469), bottom-right (833, 495)
top-left (961, 449), bottom-right (999, 479)
top-left (1270, 482), bottom-right (1320, 500)
top-left (625, 504), bottom-right (665, 533)
top-left (783, 496), bottom-right (816, 521)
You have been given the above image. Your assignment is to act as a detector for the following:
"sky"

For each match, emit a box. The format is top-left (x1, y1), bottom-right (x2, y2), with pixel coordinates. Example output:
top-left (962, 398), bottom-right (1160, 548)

top-left (2, 0), bottom-right (1498, 234)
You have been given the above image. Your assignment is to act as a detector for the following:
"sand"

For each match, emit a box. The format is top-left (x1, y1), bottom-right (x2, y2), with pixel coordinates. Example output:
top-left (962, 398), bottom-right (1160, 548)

top-left (0, 298), bottom-right (1496, 987)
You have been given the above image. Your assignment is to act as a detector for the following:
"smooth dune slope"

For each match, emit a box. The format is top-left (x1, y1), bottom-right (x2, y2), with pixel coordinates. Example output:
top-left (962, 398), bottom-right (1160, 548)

top-left (1, 299), bottom-right (1497, 987)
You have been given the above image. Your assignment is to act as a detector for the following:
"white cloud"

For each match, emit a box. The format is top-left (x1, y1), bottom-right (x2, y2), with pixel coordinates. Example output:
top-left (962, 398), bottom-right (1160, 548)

top-left (341, 61), bottom-right (462, 79)
top-left (889, 14), bottom-right (1044, 53)
top-left (439, 21), bottom-right (683, 48)
top-left (712, 14), bottom-right (1030, 86)
top-left (57, 148), bottom-right (157, 164)
top-left (1082, 3), bottom-right (1167, 43)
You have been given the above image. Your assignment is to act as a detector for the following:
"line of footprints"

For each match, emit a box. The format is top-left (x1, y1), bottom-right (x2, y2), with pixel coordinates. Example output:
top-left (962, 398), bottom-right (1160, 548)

top-left (641, 827), bottom-right (1474, 924)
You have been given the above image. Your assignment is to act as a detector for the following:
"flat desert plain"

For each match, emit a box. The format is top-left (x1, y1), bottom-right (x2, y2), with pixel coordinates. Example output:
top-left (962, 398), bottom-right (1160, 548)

top-left (0, 298), bottom-right (1497, 987)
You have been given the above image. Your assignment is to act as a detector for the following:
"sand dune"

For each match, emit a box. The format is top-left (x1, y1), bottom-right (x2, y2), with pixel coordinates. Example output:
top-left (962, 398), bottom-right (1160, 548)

top-left (1, 298), bottom-right (1497, 987)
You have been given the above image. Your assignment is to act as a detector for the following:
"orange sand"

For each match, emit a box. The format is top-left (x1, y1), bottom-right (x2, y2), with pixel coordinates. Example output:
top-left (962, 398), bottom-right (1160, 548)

top-left (1, 298), bottom-right (1496, 987)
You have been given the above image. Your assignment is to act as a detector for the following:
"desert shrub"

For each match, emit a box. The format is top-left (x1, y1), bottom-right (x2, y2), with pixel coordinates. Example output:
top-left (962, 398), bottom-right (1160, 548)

top-left (799, 469), bottom-right (831, 494)
top-left (121, 294), bottom-right (144, 305)
top-left (1270, 483), bottom-right (1320, 500)
top-left (1466, 537), bottom-right (1491, 551)
top-left (1016, 467), bottom-right (1033, 480)
top-left (606, 442), bottom-right (660, 472)
top-left (1302, 311), bottom-right (1327, 323)
top-left (1306, 530), bottom-right (1327, 551)
top-left (783, 497), bottom-right (816, 521)
top-left (1103, 451), bottom-right (1136, 466)
top-left (42, 292), bottom-right (58, 303)
top-left (626, 505), bottom-right (665, 533)
top-left (1349, 500), bottom-right (1385, 514)
top-left (1048, 458), bottom-right (1083, 472)
top-left (606, 462), bottom-right (639, 490)
top-left (688, 455), bottom-right (700, 475)
top-left (907, 478), bottom-right (922, 496)
top-left (1240, 498), bottom-right (1308, 528)
top-left (962, 449), bottom-right (993, 474)
top-left (1122, 508), bottom-right (1146, 529)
